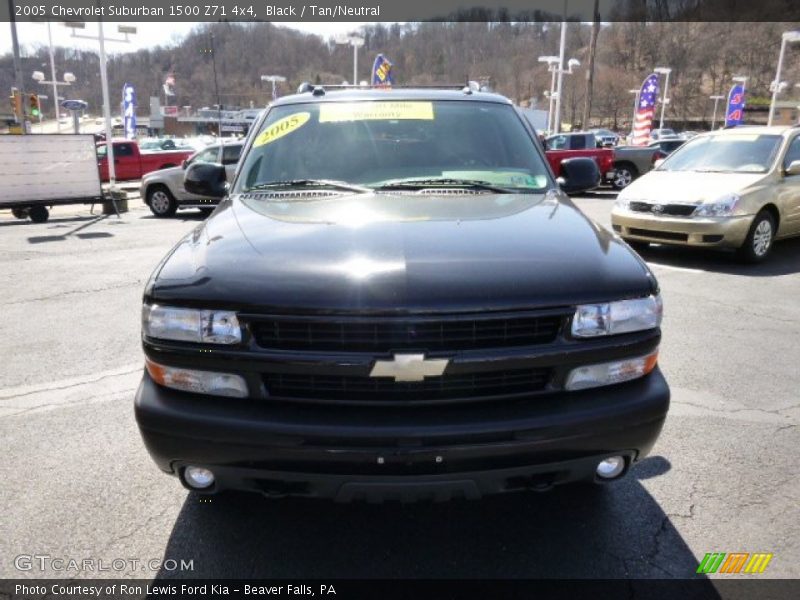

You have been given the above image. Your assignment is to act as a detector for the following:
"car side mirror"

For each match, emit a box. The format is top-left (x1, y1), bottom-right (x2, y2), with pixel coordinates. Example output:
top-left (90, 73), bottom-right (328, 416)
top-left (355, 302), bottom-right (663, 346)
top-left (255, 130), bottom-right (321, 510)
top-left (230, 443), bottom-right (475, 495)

top-left (184, 162), bottom-right (227, 198)
top-left (653, 158), bottom-right (665, 169)
top-left (785, 160), bottom-right (800, 176)
top-left (557, 157), bottom-right (600, 194)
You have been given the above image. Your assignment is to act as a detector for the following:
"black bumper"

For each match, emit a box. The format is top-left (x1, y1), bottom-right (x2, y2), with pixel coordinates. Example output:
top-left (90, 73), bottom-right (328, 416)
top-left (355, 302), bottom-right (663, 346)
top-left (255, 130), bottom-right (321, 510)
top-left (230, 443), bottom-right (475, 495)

top-left (134, 368), bottom-right (669, 501)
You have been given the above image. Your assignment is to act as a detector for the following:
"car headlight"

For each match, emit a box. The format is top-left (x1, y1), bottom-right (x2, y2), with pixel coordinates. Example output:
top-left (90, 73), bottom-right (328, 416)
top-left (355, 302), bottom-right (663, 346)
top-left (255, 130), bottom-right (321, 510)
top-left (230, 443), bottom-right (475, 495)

top-left (565, 350), bottom-right (659, 390)
top-left (571, 294), bottom-right (662, 338)
top-left (693, 194), bottom-right (740, 217)
top-left (142, 305), bottom-right (242, 344)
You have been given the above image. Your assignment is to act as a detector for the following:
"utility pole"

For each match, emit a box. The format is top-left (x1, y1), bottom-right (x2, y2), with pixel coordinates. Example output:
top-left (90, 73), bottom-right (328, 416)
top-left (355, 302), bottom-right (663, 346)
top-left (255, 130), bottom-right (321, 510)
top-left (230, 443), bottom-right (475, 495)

top-left (8, 0), bottom-right (27, 133)
top-left (581, 0), bottom-right (600, 128)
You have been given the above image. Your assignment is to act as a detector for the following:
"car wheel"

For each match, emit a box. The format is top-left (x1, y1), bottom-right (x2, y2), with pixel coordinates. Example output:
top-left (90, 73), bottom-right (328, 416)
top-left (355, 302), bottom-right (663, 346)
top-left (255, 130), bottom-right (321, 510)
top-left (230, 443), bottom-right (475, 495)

top-left (28, 206), bottom-right (49, 223)
top-left (612, 163), bottom-right (637, 190)
top-left (622, 238), bottom-right (650, 253)
top-left (737, 210), bottom-right (775, 264)
top-left (11, 208), bottom-right (29, 219)
top-left (147, 185), bottom-right (177, 218)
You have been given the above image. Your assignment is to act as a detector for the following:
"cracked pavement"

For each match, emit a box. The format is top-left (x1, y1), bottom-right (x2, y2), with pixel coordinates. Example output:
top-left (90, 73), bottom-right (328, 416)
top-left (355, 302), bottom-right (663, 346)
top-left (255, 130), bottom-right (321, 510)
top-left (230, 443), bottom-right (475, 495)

top-left (0, 195), bottom-right (798, 581)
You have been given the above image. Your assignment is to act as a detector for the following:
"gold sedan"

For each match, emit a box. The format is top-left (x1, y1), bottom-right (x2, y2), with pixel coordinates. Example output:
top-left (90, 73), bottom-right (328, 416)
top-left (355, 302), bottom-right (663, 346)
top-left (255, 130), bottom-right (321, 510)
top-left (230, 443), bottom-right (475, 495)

top-left (611, 127), bottom-right (800, 262)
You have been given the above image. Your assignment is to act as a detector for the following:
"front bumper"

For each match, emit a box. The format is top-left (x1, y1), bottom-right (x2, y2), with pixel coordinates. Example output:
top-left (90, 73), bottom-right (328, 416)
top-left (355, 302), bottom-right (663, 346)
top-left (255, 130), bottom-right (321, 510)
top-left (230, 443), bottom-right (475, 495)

top-left (603, 169), bottom-right (617, 183)
top-left (134, 368), bottom-right (670, 501)
top-left (611, 209), bottom-right (753, 248)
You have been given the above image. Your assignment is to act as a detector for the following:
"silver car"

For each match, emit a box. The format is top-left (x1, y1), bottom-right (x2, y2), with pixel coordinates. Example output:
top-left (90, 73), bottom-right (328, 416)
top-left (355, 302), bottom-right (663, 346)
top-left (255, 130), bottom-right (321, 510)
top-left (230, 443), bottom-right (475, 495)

top-left (140, 140), bottom-right (243, 217)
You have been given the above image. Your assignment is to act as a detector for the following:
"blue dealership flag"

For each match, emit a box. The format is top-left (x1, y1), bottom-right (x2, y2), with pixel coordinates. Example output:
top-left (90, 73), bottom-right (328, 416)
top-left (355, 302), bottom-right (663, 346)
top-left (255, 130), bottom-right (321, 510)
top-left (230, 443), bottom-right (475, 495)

top-left (372, 54), bottom-right (394, 87)
top-left (725, 84), bottom-right (745, 127)
top-left (122, 83), bottom-right (137, 140)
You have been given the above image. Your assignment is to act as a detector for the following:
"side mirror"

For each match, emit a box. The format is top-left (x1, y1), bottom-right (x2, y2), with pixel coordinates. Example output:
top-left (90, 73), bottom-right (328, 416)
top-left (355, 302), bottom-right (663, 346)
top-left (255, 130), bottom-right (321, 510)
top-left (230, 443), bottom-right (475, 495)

top-left (184, 162), bottom-right (227, 198)
top-left (653, 158), bottom-right (665, 169)
top-left (558, 157), bottom-right (600, 194)
top-left (785, 160), bottom-right (800, 176)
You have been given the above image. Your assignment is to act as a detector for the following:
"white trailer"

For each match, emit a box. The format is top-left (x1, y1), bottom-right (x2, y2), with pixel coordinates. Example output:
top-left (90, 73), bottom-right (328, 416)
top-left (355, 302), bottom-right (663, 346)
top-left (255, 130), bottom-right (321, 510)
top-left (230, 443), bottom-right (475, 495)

top-left (0, 134), bottom-right (104, 223)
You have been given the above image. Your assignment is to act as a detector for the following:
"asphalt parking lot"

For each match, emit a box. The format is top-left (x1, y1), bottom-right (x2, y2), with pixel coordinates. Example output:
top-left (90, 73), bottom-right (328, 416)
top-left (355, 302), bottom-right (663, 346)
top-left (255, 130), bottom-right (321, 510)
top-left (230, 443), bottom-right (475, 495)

top-left (1, 191), bottom-right (798, 582)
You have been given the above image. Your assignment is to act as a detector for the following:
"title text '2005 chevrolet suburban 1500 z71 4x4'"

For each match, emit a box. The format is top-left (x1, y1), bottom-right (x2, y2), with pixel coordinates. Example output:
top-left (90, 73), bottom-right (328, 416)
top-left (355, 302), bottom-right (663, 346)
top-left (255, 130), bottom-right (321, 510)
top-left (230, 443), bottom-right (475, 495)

top-left (134, 86), bottom-right (669, 502)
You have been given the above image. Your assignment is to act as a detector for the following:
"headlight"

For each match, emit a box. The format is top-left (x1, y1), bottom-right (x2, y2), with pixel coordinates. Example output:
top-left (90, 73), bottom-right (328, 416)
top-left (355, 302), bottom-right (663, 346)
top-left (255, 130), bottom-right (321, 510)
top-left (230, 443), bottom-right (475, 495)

top-left (571, 294), bottom-right (662, 337)
top-left (142, 305), bottom-right (242, 344)
top-left (565, 350), bottom-right (659, 390)
top-left (146, 358), bottom-right (248, 397)
top-left (693, 194), bottom-right (740, 217)
top-left (614, 196), bottom-right (631, 210)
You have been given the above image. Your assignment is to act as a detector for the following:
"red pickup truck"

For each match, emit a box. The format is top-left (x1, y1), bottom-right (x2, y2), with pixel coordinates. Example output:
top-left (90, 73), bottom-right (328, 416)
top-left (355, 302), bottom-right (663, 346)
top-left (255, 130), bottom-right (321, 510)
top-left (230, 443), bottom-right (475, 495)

top-left (96, 140), bottom-right (195, 182)
top-left (544, 132), bottom-right (616, 186)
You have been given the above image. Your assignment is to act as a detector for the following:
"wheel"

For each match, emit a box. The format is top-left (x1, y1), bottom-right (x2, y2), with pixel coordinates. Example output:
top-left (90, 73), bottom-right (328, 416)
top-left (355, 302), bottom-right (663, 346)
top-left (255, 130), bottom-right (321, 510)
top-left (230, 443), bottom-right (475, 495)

top-left (11, 208), bottom-right (29, 219)
top-left (147, 185), bottom-right (178, 218)
top-left (612, 163), bottom-right (638, 190)
top-left (737, 210), bottom-right (775, 264)
top-left (28, 205), bottom-right (49, 223)
top-left (622, 238), bottom-right (650, 253)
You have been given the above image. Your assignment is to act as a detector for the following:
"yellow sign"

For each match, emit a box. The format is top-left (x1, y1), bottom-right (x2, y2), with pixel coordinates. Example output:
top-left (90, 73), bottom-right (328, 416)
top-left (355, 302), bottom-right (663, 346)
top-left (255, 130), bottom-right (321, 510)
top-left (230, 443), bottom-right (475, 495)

top-left (253, 112), bottom-right (311, 147)
top-left (319, 102), bottom-right (434, 123)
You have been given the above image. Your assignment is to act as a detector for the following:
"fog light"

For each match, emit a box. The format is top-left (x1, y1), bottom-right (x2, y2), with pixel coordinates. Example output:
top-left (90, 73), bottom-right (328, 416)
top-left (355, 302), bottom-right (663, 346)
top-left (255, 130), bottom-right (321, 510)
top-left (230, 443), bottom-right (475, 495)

top-left (596, 456), bottom-right (625, 480)
top-left (184, 466), bottom-right (215, 489)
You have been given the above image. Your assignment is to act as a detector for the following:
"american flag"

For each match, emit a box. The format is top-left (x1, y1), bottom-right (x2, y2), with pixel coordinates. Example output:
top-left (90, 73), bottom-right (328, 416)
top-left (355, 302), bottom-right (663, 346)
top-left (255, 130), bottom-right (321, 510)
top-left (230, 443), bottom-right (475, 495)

top-left (632, 73), bottom-right (659, 145)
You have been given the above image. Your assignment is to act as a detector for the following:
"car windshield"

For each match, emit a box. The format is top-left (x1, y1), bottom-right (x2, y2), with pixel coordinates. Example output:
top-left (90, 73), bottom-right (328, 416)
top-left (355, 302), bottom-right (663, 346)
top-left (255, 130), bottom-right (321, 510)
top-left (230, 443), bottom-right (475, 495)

top-left (659, 134), bottom-right (782, 174)
top-left (235, 100), bottom-right (551, 194)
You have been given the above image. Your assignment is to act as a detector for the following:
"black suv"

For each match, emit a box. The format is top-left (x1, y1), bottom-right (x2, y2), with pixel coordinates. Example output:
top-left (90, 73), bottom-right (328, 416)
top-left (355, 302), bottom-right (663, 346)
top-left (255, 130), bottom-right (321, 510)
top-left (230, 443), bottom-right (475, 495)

top-left (135, 86), bottom-right (669, 501)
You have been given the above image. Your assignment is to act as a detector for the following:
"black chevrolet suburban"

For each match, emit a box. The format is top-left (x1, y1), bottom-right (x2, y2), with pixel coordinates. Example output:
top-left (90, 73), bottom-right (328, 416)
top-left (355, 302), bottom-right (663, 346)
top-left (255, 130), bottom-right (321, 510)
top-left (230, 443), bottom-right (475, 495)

top-left (135, 86), bottom-right (669, 501)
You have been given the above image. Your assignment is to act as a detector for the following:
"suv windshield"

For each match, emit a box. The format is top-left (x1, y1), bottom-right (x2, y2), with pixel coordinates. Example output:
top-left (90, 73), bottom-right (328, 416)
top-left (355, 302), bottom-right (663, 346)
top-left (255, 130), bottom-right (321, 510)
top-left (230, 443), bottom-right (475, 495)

top-left (659, 134), bottom-right (782, 174)
top-left (235, 100), bottom-right (551, 194)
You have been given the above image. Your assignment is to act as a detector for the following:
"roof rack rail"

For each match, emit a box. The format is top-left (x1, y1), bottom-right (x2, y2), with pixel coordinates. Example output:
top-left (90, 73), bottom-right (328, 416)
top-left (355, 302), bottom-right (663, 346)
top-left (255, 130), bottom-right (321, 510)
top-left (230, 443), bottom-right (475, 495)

top-left (295, 81), bottom-right (486, 94)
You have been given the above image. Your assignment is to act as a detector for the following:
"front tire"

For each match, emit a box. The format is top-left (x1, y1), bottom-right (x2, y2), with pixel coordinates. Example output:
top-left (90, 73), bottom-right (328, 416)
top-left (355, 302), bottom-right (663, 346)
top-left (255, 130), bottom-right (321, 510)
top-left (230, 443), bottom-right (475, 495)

top-left (612, 163), bottom-right (638, 190)
top-left (147, 185), bottom-right (177, 218)
top-left (28, 205), bottom-right (49, 223)
top-left (737, 210), bottom-right (775, 264)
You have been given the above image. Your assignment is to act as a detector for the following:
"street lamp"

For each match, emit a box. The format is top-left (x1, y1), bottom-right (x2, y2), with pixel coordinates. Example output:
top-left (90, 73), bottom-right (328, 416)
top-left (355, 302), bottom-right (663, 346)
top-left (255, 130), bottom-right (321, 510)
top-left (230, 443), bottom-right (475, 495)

top-left (654, 67), bottom-right (672, 130)
top-left (64, 22), bottom-right (137, 189)
top-left (261, 75), bottom-right (286, 101)
top-left (709, 95), bottom-right (725, 130)
top-left (768, 31), bottom-right (800, 126)
top-left (335, 34), bottom-right (365, 86)
top-left (538, 55), bottom-right (559, 133)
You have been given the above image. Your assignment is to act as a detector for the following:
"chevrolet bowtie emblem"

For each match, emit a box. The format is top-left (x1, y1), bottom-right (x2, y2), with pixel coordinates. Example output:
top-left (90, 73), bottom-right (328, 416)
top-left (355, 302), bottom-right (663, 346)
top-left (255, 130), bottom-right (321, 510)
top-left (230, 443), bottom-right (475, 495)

top-left (369, 353), bottom-right (449, 382)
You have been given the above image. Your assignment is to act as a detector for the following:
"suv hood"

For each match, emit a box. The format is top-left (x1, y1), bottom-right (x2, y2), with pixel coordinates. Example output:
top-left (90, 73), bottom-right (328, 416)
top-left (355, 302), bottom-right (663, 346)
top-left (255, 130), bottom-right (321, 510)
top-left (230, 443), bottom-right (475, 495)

top-left (147, 191), bottom-right (655, 313)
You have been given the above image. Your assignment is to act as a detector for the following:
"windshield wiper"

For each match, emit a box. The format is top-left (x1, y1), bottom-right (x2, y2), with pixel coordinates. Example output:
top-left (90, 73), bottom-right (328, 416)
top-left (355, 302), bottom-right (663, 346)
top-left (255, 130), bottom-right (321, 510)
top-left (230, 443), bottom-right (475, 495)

top-left (243, 179), bottom-right (371, 194)
top-left (374, 178), bottom-right (516, 194)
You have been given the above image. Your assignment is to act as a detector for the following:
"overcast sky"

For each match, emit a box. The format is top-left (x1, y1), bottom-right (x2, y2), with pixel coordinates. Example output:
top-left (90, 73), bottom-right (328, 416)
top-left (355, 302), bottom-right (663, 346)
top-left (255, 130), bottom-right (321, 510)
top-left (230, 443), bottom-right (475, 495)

top-left (1, 21), bottom-right (370, 56)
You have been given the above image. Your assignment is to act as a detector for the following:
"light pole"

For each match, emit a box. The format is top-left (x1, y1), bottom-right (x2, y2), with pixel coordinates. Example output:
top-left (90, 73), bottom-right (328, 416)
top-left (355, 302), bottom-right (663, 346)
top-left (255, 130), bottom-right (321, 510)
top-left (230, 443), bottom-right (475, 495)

top-left (261, 75), bottom-right (286, 101)
top-left (628, 89), bottom-right (640, 142)
top-left (538, 56), bottom-right (559, 133)
top-left (335, 34), bottom-right (365, 85)
top-left (64, 22), bottom-right (137, 189)
top-left (654, 67), bottom-right (672, 130)
top-left (768, 31), bottom-right (800, 126)
top-left (32, 70), bottom-right (75, 132)
top-left (709, 95), bottom-right (725, 130)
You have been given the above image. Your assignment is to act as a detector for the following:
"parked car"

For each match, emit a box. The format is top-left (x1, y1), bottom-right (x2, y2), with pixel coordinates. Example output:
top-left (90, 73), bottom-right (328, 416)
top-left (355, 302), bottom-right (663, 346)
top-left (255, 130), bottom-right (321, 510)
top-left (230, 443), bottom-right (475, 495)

top-left (138, 138), bottom-right (195, 152)
top-left (612, 126), bottom-right (800, 262)
top-left (95, 139), bottom-right (194, 182)
top-left (589, 128), bottom-right (620, 147)
top-left (544, 132), bottom-right (616, 188)
top-left (610, 140), bottom-right (686, 190)
top-left (649, 128), bottom-right (676, 141)
top-left (140, 140), bottom-right (244, 217)
top-left (134, 86), bottom-right (668, 501)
